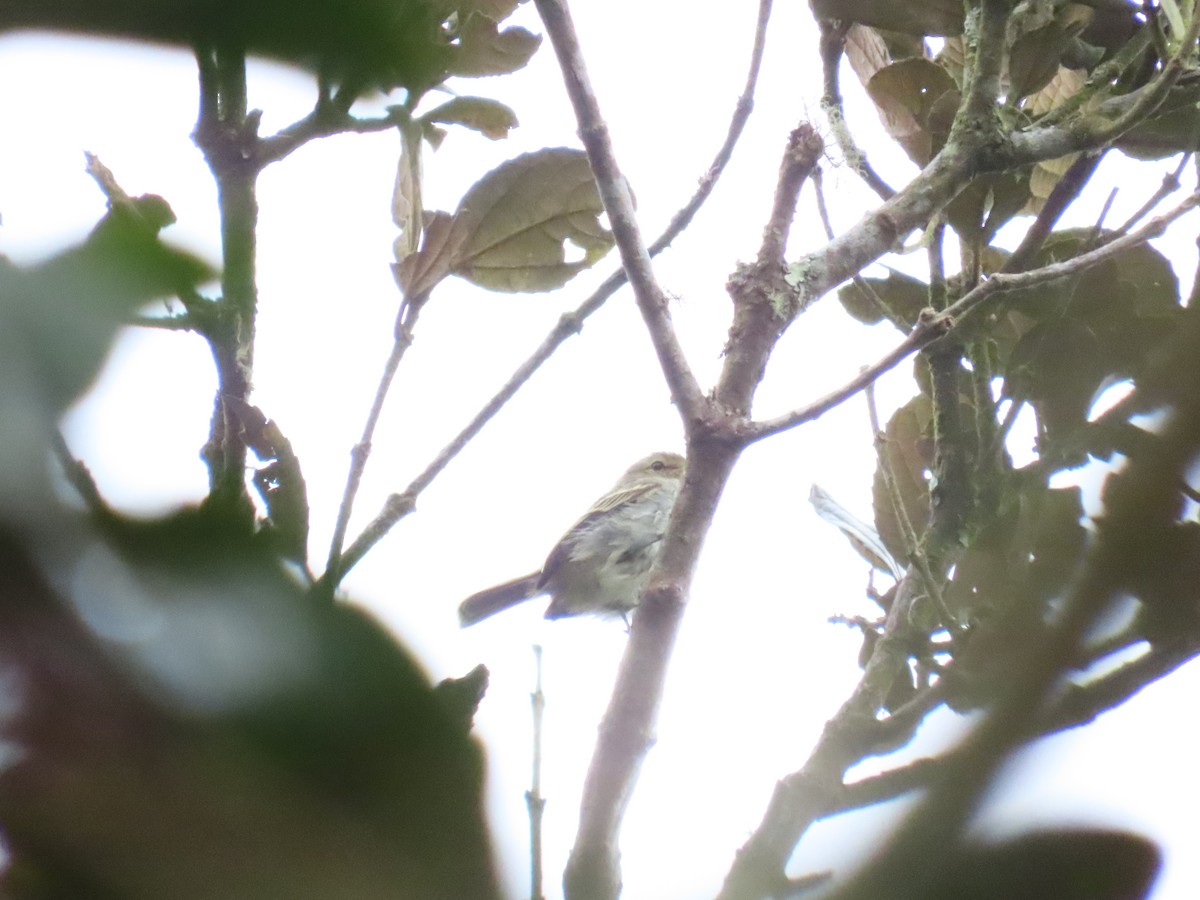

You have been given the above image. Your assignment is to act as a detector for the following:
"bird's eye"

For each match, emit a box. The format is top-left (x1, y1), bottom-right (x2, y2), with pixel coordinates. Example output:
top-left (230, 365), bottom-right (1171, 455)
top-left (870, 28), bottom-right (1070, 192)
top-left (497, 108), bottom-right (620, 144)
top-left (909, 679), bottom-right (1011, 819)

top-left (651, 460), bottom-right (665, 471)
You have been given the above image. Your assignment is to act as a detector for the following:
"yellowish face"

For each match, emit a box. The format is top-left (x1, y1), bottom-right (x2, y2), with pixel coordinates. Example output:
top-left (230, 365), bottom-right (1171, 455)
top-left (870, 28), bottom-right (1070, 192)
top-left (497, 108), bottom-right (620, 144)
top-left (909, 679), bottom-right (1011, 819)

top-left (627, 451), bottom-right (685, 479)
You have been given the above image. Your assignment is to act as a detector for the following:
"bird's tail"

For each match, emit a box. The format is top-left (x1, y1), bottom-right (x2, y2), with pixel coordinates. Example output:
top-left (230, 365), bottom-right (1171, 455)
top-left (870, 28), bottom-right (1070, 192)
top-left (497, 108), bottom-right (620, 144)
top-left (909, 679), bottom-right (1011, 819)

top-left (458, 573), bottom-right (542, 626)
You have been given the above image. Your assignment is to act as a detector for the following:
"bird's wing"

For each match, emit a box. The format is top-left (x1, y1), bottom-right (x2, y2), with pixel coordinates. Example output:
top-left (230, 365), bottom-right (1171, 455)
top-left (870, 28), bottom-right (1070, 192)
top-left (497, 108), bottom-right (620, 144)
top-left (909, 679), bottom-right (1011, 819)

top-left (537, 481), bottom-right (660, 587)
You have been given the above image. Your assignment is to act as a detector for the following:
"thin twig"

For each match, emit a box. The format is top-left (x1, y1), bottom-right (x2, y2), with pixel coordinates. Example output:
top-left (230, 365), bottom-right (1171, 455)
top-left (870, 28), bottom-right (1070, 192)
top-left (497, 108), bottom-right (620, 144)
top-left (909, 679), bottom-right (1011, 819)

top-left (321, 296), bottom-right (423, 592)
top-left (258, 108), bottom-right (401, 167)
top-left (333, 0), bottom-right (775, 582)
top-left (1113, 153), bottom-right (1192, 237)
top-left (821, 632), bottom-right (1200, 820)
top-left (1034, 23), bottom-right (1153, 131)
top-left (51, 431), bottom-right (112, 518)
top-left (129, 313), bottom-right (200, 331)
top-left (1001, 152), bottom-right (1102, 274)
top-left (818, 20), bottom-right (895, 201)
top-left (746, 189), bottom-right (1200, 442)
top-left (527, 645), bottom-right (547, 900)
top-left (812, 170), bottom-right (907, 331)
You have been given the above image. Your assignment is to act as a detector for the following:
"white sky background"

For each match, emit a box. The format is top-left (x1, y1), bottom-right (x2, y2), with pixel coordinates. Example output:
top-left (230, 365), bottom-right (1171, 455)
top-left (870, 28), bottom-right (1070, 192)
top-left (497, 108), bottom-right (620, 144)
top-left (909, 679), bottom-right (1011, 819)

top-left (3, 2), bottom-right (1200, 898)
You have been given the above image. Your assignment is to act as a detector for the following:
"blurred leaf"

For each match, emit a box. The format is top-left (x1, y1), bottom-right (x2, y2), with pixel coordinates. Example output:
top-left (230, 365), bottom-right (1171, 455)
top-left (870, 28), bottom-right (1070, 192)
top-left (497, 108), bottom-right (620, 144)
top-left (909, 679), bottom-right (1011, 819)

top-left (394, 147), bottom-right (615, 297)
top-left (810, 484), bottom-right (904, 578)
top-left (463, 0), bottom-right (522, 18)
top-left (865, 58), bottom-right (960, 165)
top-left (838, 269), bottom-right (930, 329)
top-left (1116, 82), bottom-right (1200, 160)
top-left (1026, 485), bottom-right (1087, 600)
top-left (448, 12), bottom-right (542, 77)
top-left (1, 197), bottom-right (214, 413)
top-left (0, 159), bottom-right (212, 517)
top-left (946, 170), bottom-right (1030, 242)
top-left (435, 664), bottom-right (490, 732)
top-left (873, 396), bottom-right (935, 564)
top-left (945, 482), bottom-right (1084, 622)
top-left (930, 829), bottom-right (1160, 900)
top-left (937, 34), bottom-right (966, 83)
top-left (421, 96), bottom-right (519, 140)
top-left (1025, 147), bottom-right (1080, 217)
top-left (1080, 0), bottom-right (1142, 56)
top-left (2, 0), bottom-right (476, 93)
top-left (1132, 521), bottom-right (1200, 641)
top-left (1004, 318), bottom-right (1102, 446)
top-left (810, 0), bottom-right (964, 36)
top-left (884, 659), bottom-right (918, 713)
top-left (998, 230), bottom-right (1181, 455)
top-left (0, 521), bottom-right (500, 900)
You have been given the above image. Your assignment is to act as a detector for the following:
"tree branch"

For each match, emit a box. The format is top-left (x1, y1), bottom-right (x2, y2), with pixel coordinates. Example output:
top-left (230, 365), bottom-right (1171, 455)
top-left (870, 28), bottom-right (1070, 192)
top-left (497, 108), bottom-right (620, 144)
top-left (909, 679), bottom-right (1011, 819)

top-left (330, 0), bottom-right (775, 582)
top-left (192, 43), bottom-right (260, 519)
top-left (717, 122), bottom-right (825, 413)
top-left (717, 569), bottom-right (928, 900)
top-left (51, 430), bottom-right (113, 519)
top-left (1001, 151), bottom-right (1103, 274)
top-left (818, 21), bottom-right (894, 202)
top-left (1007, 14), bottom-right (1200, 168)
top-left (745, 189), bottom-right (1200, 442)
top-left (822, 305), bottom-right (1200, 900)
top-left (533, 0), bottom-right (705, 422)
top-left (258, 106), bottom-right (400, 167)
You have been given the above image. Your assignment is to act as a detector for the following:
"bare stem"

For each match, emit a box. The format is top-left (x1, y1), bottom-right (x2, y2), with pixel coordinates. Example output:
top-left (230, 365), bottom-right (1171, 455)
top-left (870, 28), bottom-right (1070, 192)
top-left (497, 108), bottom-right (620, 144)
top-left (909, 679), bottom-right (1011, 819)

top-left (533, 0), bottom-right (704, 421)
top-left (527, 645), bottom-right (547, 900)
top-left (193, 43), bottom-right (260, 520)
top-left (320, 296), bottom-right (423, 594)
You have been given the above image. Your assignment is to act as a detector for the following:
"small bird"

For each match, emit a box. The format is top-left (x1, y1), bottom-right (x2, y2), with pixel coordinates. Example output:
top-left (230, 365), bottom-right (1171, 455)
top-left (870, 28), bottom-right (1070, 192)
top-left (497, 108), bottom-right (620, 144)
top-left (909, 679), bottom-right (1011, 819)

top-left (458, 451), bottom-right (686, 626)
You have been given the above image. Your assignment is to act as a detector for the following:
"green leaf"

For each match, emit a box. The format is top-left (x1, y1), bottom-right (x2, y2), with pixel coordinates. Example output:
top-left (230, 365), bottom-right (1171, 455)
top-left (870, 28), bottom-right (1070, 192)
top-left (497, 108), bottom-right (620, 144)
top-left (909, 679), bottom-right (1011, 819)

top-left (1116, 83), bottom-right (1200, 161)
top-left (393, 211), bottom-right (462, 300)
top-left (873, 396), bottom-right (935, 564)
top-left (997, 229), bottom-right (1181, 455)
top-left (945, 171), bottom-right (1031, 242)
top-left (837, 269), bottom-right (929, 329)
top-left (1007, 4), bottom-right (1094, 101)
top-left (422, 96), bottom-right (519, 140)
top-left (2, 199), bottom-right (215, 412)
top-left (809, 0), bottom-right (964, 36)
top-left (1004, 318), bottom-right (1102, 449)
top-left (930, 829), bottom-right (1159, 900)
top-left (461, 0), bottom-right (523, 19)
top-left (394, 147), bottom-right (615, 297)
top-left (865, 58), bottom-right (960, 165)
top-left (392, 117), bottom-right (426, 263)
top-left (448, 13), bottom-right (542, 77)
top-left (3, 0), bottom-right (461, 93)
top-left (944, 481), bottom-right (1085, 623)
top-left (0, 521), bottom-right (498, 899)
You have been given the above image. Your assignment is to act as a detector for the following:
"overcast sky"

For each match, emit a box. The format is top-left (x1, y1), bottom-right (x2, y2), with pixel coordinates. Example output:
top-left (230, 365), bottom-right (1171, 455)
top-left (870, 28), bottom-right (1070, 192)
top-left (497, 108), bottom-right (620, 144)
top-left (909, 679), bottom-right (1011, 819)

top-left (3, 2), bottom-right (1200, 898)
